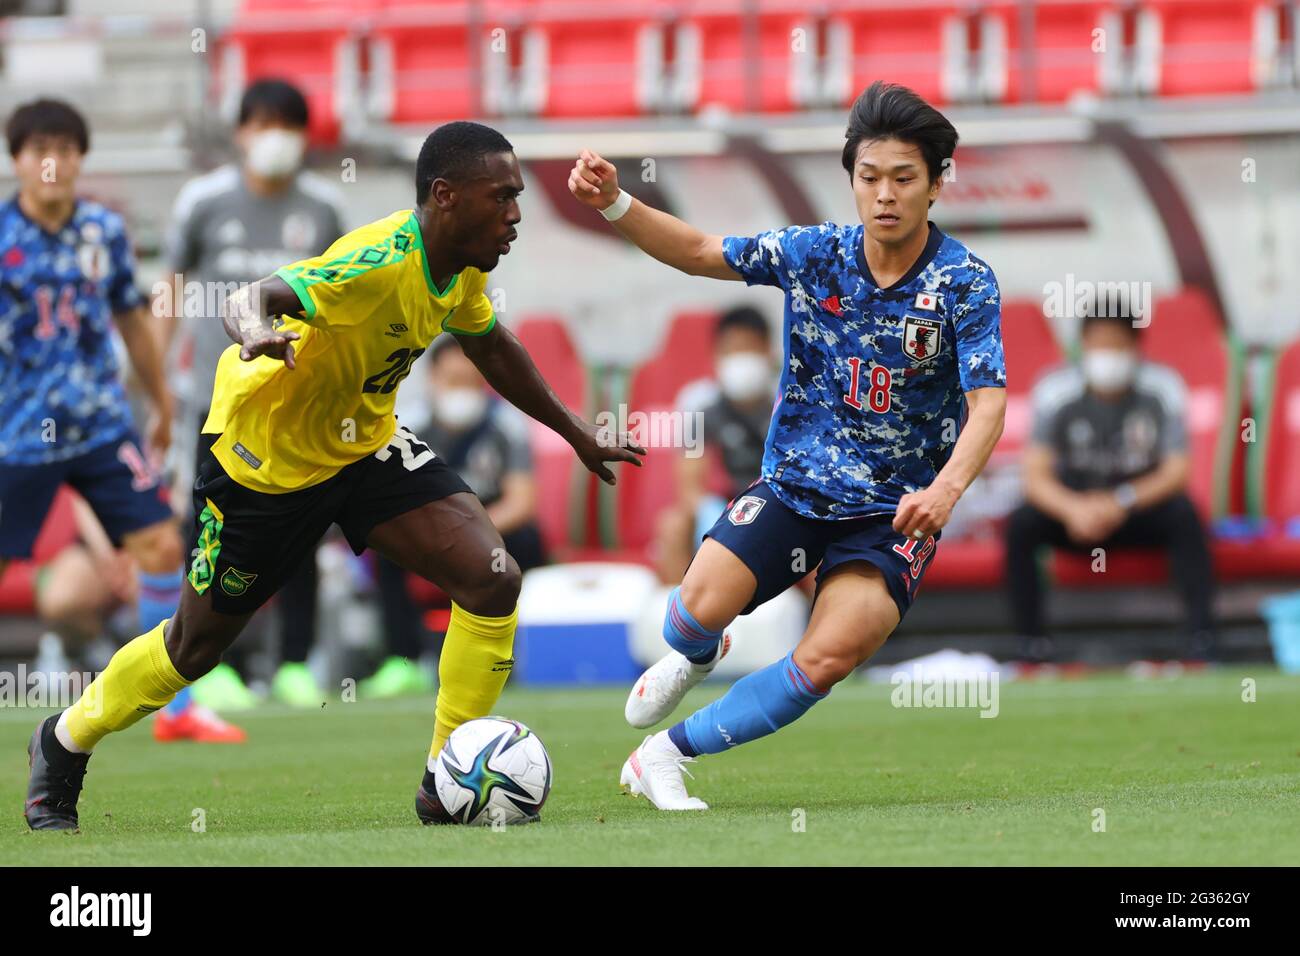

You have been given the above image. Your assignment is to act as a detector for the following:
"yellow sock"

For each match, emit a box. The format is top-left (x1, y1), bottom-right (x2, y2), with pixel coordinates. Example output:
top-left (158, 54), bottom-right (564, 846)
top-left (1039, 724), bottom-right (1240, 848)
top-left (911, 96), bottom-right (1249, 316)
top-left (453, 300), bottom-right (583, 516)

top-left (430, 602), bottom-right (518, 758)
top-left (64, 620), bottom-right (190, 751)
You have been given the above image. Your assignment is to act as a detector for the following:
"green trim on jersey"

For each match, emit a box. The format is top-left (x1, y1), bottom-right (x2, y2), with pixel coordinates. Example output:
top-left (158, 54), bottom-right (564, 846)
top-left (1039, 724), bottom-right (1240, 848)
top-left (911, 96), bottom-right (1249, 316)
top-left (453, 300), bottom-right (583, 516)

top-left (276, 213), bottom-right (435, 314)
top-left (407, 212), bottom-right (460, 298)
top-left (442, 312), bottom-right (497, 337)
top-left (275, 266), bottom-right (317, 321)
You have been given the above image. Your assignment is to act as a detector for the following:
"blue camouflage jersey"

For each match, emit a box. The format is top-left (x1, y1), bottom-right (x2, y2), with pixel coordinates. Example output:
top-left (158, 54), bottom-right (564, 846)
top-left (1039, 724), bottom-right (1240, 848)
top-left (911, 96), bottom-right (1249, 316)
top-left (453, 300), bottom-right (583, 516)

top-left (0, 196), bottom-right (143, 463)
top-left (722, 220), bottom-right (1005, 520)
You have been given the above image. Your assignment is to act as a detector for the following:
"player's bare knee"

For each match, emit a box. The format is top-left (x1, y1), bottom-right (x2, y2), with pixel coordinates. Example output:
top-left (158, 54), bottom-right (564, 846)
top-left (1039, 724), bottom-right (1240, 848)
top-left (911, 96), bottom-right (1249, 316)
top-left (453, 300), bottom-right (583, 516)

top-left (796, 649), bottom-right (855, 690)
top-left (677, 577), bottom-right (732, 632)
top-left (456, 555), bottom-right (521, 618)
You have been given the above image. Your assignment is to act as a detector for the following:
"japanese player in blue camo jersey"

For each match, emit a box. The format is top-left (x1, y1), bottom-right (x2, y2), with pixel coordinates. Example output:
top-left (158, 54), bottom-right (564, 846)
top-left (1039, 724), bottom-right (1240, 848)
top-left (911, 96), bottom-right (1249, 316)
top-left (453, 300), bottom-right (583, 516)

top-left (568, 81), bottom-right (1007, 810)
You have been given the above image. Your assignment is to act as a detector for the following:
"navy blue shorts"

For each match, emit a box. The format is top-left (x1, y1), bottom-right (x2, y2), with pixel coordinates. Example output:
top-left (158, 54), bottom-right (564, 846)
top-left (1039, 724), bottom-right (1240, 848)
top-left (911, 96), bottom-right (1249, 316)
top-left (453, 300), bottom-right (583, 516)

top-left (700, 479), bottom-right (940, 620)
top-left (0, 432), bottom-right (172, 559)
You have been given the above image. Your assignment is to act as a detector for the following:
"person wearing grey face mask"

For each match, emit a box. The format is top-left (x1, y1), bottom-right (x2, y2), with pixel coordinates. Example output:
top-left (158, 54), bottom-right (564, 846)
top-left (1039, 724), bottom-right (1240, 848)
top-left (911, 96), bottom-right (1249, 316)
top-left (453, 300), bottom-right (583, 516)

top-left (1005, 307), bottom-right (1217, 663)
top-left (654, 306), bottom-right (777, 584)
top-left (156, 78), bottom-right (347, 714)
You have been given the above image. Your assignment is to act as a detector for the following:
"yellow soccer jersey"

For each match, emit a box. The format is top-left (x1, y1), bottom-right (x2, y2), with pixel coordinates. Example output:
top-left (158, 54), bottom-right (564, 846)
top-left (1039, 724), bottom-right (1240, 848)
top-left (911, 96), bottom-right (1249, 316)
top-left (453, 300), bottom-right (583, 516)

top-left (203, 209), bottom-right (496, 493)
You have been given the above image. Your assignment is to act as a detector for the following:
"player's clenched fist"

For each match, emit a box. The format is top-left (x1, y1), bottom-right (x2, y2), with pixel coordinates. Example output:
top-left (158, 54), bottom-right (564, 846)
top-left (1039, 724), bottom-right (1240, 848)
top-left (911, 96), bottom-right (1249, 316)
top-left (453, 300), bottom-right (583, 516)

top-left (568, 149), bottom-right (620, 210)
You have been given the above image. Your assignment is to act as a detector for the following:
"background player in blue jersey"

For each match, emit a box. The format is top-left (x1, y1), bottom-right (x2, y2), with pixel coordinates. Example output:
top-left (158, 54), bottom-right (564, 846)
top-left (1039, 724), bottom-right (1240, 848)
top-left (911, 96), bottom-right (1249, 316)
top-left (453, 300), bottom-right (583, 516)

top-left (0, 99), bottom-right (239, 743)
top-left (569, 81), bottom-right (1008, 809)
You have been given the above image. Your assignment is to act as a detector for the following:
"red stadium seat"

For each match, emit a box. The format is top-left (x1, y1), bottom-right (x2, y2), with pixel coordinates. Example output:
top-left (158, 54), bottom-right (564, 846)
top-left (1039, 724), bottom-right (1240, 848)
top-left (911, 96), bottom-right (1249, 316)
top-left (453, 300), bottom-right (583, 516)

top-left (627, 310), bottom-right (718, 412)
top-left (689, 3), bottom-right (819, 114)
top-left (221, 1), bottom-right (365, 144)
top-left (839, 3), bottom-right (960, 106)
top-left (613, 441), bottom-right (683, 554)
top-left (925, 300), bottom-right (1061, 590)
top-left (1139, 288), bottom-right (1237, 518)
top-left (0, 488), bottom-right (80, 614)
top-left (513, 316), bottom-right (589, 556)
top-left (1259, 338), bottom-right (1300, 522)
top-left (1236, 338), bottom-right (1300, 576)
top-left (1148, 0), bottom-right (1263, 97)
top-left (686, 8), bottom-right (750, 113)
top-left (532, 8), bottom-right (653, 118)
top-left (989, 1), bottom-right (1118, 104)
top-left (368, 0), bottom-right (477, 125)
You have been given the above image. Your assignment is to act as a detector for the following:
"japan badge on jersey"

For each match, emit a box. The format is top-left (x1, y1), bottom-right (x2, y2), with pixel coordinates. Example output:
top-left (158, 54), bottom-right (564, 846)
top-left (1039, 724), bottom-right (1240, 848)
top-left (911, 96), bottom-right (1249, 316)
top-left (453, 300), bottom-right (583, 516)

top-left (902, 315), bottom-right (943, 363)
top-left (913, 291), bottom-right (941, 311)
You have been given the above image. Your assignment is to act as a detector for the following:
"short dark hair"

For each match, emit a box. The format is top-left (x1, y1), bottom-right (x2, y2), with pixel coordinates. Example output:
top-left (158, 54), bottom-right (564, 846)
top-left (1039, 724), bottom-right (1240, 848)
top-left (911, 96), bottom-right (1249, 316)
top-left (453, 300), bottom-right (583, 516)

top-left (429, 332), bottom-right (464, 364)
top-left (840, 81), bottom-right (958, 186)
top-left (1080, 287), bottom-right (1144, 340)
top-left (238, 78), bottom-right (309, 128)
top-left (715, 305), bottom-right (770, 342)
top-left (415, 121), bottom-right (514, 205)
top-left (6, 98), bottom-right (89, 157)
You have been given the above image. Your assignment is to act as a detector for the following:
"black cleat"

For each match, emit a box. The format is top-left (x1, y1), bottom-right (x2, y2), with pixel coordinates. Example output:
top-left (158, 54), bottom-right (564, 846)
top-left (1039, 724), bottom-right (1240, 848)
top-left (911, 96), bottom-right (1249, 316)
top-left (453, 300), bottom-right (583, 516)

top-left (415, 767), bottom-right (454, 825)
top-left (25, 715), bottom-right (90, 832)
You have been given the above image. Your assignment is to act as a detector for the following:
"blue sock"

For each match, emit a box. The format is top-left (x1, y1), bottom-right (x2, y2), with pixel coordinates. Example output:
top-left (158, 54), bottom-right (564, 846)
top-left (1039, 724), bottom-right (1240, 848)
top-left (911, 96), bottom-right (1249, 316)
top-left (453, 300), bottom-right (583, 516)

top-left (662, 587), bottom-right (723, 664)
top-left (137, 569), bottom-right (187, 716)
top-left (166, 685), bottom-right (193, 714)
top-left (671, 652), bottom-right (828, 757)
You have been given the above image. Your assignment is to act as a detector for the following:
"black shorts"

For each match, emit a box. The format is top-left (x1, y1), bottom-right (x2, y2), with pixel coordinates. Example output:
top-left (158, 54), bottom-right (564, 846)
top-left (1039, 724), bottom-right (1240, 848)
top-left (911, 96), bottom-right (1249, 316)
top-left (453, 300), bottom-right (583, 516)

top-left (188, 425), bottom-right (472, 614)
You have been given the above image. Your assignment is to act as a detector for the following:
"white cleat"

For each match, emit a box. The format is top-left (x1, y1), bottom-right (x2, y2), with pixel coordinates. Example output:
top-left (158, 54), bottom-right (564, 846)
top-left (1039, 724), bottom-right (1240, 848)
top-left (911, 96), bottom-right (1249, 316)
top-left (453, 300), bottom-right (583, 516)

top-left (619, 732), bottom-right (708, 811)
top-left (625, 632), bottom-right (731, 729)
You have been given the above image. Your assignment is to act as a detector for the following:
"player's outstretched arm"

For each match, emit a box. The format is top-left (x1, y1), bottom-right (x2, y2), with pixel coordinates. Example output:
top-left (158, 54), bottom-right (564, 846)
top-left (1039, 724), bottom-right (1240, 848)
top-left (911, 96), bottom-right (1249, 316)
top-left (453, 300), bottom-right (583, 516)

top-left (113, 304), bottom-right (173, 455)
top-left (222, 276), bottom-right (304, 368)
top-left (893, 386), bottom-right (1006, 539)
top-left (456, 322), bottom-right (647, 485)
top-left (568, 149), bottom-right (742, 281)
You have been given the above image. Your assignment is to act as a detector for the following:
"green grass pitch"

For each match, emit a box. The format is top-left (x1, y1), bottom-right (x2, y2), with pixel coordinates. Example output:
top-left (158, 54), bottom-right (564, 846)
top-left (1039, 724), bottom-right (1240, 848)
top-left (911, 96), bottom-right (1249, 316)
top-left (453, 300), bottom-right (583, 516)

top-left (3, 667), bottom-right (1298, 866)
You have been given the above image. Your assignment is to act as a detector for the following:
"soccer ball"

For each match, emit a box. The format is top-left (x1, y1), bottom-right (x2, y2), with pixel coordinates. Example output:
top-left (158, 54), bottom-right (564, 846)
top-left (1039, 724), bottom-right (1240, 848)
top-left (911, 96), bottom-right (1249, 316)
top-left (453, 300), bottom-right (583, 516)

top-left (434, 717), bottom-right (552, 826)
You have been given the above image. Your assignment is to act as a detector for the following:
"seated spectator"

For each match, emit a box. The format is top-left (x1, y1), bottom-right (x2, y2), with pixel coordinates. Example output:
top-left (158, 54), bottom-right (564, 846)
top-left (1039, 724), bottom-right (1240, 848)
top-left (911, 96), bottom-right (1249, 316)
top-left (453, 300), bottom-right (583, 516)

top-left (418, 335), bottom-right (547, 571)
top-left (362, 336), bottom-right (547, 697)
top-left (1005, 304), bottom-right (1217, 662)
top-left (654, 306), bottom-right (776, 584)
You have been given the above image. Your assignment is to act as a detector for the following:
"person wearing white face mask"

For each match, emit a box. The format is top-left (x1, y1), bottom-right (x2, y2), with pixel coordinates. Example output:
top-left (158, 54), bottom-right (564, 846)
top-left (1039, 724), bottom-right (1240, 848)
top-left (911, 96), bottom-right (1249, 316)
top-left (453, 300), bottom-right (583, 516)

top-left (1006, 306), bottom-right (1217, 663)
top-left (654, 307), bottom-right (777, 584)
top-left (157, 78), bottom-right (347, 713)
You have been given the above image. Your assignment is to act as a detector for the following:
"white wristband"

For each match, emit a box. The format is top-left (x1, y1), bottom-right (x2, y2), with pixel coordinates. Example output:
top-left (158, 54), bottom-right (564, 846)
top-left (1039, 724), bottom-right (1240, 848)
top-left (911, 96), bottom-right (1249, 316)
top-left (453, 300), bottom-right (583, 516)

top-left (599, 188), bottom-right (633, 222)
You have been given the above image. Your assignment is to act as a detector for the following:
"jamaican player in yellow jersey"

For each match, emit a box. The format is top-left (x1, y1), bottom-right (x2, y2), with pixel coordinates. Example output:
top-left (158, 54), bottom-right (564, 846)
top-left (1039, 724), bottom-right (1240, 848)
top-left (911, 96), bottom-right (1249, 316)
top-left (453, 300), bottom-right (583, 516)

top-left (24, 121), bottom-right (645, 830)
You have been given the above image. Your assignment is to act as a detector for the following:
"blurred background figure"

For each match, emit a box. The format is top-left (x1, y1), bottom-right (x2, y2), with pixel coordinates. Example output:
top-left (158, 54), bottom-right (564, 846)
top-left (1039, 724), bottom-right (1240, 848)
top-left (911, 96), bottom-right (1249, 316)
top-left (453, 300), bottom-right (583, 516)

top-left (1006, 303), bottom-right (1216, 662)
top-left (654, 306), bottom-right (775, 584)
top-left (365, 336), bottom-right (549, 697)
top-left (161, 77), bottom-right (345, 709)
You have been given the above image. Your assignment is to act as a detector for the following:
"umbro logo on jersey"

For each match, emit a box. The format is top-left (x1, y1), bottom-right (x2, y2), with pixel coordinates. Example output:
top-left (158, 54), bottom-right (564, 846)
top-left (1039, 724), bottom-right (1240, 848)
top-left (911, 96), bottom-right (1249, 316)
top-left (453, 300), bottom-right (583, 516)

top-left (913, 291), bottom-right (942, 311)
top-left (385, 323), bottom-right (408, 338)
